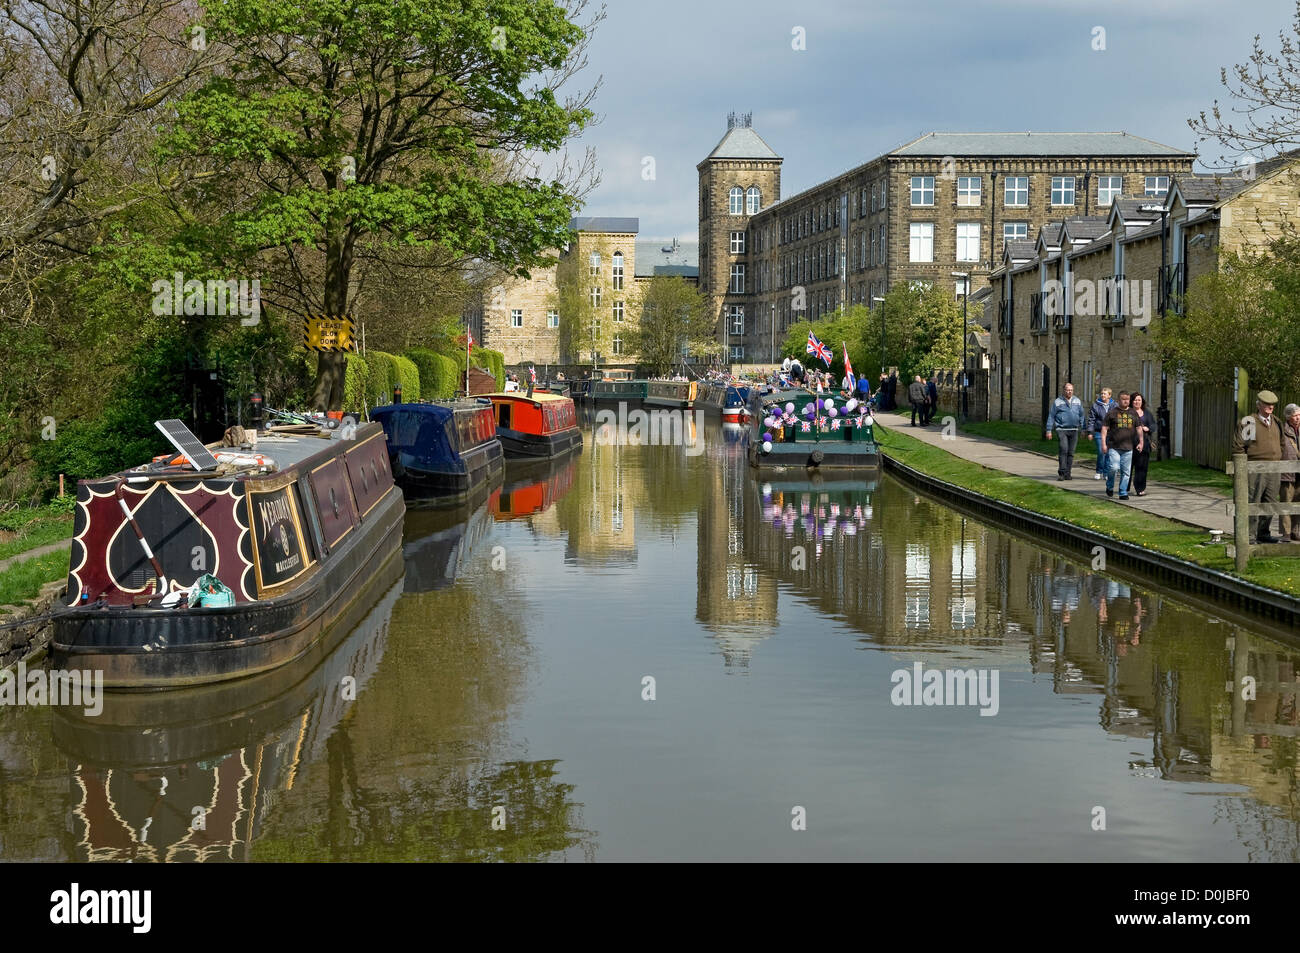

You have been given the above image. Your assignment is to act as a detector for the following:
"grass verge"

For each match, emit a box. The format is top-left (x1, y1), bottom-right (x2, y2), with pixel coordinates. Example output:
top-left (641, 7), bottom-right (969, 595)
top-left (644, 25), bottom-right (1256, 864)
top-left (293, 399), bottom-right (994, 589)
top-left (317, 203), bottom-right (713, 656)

top-left (876, 424), bottom-right (1299, 597)
top-left (958, 419), bottom-right (1232, 493)
top-left (0, 551), bottom-right (68, 611)
top-left (0, 499), bottom-right (75, 562)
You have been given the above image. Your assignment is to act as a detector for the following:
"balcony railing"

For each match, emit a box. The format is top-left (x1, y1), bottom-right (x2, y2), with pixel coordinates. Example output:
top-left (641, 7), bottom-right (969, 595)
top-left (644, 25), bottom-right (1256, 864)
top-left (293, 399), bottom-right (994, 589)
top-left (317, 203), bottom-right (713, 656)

top-left (1159, 261), bottom-right (1187, 315)
top-left (1029, 293), bottom-right (1048, 334)
top-left (1101, 274), bottom-right (1125, 325)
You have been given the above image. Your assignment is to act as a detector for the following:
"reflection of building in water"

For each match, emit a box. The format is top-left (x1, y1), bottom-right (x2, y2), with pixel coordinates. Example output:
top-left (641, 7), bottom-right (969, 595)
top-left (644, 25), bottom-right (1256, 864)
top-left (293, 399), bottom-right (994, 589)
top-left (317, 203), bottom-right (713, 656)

top-left (58, 570), bottom-right (404, 861)
top-left (556, 441), bottom-right (640, 566)
top-left (696, 430), bottom-right (776, 668)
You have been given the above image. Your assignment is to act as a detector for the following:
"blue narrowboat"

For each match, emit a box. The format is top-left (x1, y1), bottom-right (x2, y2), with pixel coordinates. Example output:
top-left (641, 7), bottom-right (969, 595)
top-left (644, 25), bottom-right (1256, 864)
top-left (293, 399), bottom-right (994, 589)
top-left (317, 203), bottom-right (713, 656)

top-left (370, 399), bottom-right (504, 499)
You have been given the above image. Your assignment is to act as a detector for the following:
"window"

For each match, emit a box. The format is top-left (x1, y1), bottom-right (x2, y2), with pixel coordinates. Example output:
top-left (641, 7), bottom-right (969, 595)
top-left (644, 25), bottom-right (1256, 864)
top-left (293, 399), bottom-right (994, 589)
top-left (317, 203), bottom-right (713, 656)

top-left (1145, 175), bottom-right (1170, 197)
top-left (879, 180), bottom-right (887, 209)
top-left (870, 185), bottom-right (878, 213)
top-left (730, 344), bottom-right (744, 360)
top-left (909, 223), bottom-right (934, 262)
top-left (730, 230), bottom-right (745, 254)
top-left (1005, 176), bottom-right (1028, 206)
top-left (612, 251), bottom-right (624, 290)
top-left (879, 224), bottom-right (885, 261)
top-left (511, 309), bottom-right (523, 328)
top-left (911, 176), bottom-right (934, 206)
top-left (547, 309), bottom-right (559, 328)
top-left (729, 264), bottom-right (745, 294)
top-left (954, 223), bottom-right (978, 262)
top-left (612, 335), bottom-right (623, 355)
top-left (590, 286), bottom-right (601, 308)
top-left (1003, 222), bottom-right (1028, 247)
top-left (869, 230), bottom-right (876, 267)
top-left (589, 252), bottom-right (601, 275)
top-left (957, 176), bottom-right (981, 207)
top-left (746, 186), bottom-right (761, 214)
top-left (955, 281), bottom-right (968, 299)
top-left (1051, 176), bottom-right (1075, 206)
top-left (729, 187), bottom-right (744, 215)
top-left (613, 300), bottom-right (624, 323)
top-left (729, 304), bottom-right (744, 335)
top-left (1097, 175), bottom-right (1123, 206)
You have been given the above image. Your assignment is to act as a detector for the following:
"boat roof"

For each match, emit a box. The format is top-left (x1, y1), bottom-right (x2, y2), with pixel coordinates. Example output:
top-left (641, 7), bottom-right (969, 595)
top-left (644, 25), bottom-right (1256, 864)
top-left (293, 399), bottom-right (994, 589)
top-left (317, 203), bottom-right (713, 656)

top-left (485, 391), bottom-right (572, 404)
top-left (372, 399), bottom-right (493, 421)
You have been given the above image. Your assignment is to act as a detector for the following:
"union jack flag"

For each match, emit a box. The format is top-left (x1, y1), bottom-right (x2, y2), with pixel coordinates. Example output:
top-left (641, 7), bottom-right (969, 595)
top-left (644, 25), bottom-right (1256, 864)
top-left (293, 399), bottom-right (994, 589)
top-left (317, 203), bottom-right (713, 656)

top-left (529, 365), bottom-right (537, 383)
top-left (806, 331), bottom-right (832, 367)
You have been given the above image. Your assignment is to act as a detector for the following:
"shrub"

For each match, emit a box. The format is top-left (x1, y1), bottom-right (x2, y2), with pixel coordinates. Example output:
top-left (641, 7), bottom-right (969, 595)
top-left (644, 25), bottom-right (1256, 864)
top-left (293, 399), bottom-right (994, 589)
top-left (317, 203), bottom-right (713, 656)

top-left (473, 348), bottom-right (506, 389)
top-left (343, 353), bottom-right (370, 411)
top-left (365, 350), bottom-right (402, 406)
top-left (393, 355), bottom-right (420, 402)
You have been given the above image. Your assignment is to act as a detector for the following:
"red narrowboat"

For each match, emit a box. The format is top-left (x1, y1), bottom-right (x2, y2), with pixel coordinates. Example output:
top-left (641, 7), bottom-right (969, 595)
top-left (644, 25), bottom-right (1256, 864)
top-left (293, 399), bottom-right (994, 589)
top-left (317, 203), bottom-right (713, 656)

top-left (487, 391), bottom-right (583, 459)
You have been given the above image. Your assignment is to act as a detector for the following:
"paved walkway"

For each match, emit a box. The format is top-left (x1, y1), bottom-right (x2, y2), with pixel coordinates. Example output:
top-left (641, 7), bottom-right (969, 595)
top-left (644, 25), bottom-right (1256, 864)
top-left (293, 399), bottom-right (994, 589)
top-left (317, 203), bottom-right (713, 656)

top-left (0, 540), bottom-right (68, 575)
top-left (875, 410), bottom-right (1233, 534)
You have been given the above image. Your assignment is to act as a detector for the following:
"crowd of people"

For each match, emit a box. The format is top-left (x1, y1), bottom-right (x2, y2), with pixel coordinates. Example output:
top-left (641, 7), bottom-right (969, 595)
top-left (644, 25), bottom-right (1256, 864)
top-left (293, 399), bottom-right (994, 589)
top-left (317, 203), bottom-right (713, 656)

top-left (1046, 384), bottom-right (1159, 500)
top-left (1232, 389), bottom-right (1300, 544)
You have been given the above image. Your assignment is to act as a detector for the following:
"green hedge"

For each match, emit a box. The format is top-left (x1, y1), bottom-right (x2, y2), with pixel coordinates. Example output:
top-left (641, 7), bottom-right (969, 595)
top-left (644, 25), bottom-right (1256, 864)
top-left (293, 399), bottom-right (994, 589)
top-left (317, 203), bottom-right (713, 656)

top-left (473, 348), bottom-right (505, 390)
top-left (393, 355), bottom-right (420, 402)
top-left (343, 353), bottom-right (370, 411)
top-left (365, 350), bottom-right (402, 406)
top-left (406, 348), bottom-right (460, 399)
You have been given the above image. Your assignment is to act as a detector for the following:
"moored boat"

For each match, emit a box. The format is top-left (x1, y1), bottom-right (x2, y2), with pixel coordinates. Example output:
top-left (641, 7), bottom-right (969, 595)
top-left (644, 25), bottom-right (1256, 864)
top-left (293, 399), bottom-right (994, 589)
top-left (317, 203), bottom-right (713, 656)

top-left (746, 387), bottom-right (881, 470)
top-left (486, 391), bottom-right (583, 459)
top-left (698, 380), bottom-right (752, 423)
top-left (589, 376), bottom-right (648, 403)
top-left (51, 418), bottom-right (405, 689)
top-left (370, 398), bottom-right (504, 500)
top-left (643, 379), bottom-right (697, 409)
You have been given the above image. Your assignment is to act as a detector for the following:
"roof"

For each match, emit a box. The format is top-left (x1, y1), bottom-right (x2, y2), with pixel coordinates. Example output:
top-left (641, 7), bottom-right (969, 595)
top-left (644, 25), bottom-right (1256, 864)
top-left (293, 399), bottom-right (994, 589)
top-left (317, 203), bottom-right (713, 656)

top-left (1110, 197), bottom-right (1162, 220)
top-left (1004, 240), bottom-right (1038, 260)
top-left (634, 239), bottom-right (700, 277)
top-left (486, 391), bottom-right (571, 404)
top-left (705, 125), bottom-right (781, 161)
top-left (570, 216), bottom-right (639, 234)
top-left (889, 131), bottom-right (1193, 158)
top-left (1061, 216), bottom-right (1110, 242)
top-left (1172, 173), bottom-right (1249, 205)
top-left (1038, 223), bottom-right (1063, 247)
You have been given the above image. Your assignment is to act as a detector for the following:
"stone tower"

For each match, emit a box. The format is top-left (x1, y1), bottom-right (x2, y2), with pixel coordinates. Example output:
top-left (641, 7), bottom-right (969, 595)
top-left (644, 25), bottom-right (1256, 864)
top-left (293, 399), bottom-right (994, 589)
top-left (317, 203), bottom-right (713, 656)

top-left (697, 113), bottom-right (781, 364)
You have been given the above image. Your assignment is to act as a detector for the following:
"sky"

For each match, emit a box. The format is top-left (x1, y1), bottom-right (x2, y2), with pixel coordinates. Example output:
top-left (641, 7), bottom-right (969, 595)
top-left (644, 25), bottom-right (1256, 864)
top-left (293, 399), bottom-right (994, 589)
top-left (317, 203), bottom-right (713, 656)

top-left (561, 0), bottom-right (1299, 241)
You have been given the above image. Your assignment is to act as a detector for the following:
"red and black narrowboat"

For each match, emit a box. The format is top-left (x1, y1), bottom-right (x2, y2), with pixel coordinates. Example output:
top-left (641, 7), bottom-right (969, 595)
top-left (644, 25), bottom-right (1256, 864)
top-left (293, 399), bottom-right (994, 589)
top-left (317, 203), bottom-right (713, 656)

top-left (370, 398), bottom-right (505, 499)
top-left (51, 420), bottom-right (405, 689)
top-left (486, 391), bottom-right (583, 459)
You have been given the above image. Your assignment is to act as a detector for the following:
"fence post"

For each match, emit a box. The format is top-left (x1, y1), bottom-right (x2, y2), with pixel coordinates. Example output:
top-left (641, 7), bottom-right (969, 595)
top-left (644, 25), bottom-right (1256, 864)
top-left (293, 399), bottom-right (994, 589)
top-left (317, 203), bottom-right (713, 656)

top-left (1232, 452), bottom-right (1250, 573)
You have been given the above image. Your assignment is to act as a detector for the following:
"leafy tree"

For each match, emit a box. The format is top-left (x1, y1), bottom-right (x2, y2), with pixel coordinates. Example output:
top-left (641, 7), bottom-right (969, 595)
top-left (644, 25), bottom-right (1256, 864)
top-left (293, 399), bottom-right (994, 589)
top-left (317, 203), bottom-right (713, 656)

top-left (1153, 233), bottom-right (1300, 394)
top-left (781, 306), bottom-right (872, 381)
top-left (168, 0), bottom-right (601, 409)
top-left (552, 236), bottom-right (614, 367)
top-left (633, 275), bottom-right (715, 375)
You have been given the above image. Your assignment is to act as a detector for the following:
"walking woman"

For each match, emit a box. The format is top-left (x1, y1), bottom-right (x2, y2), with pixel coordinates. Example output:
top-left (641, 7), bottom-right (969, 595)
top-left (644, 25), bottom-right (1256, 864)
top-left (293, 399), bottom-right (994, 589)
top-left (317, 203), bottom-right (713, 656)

top-left (1131, 392), bottom-right (1156, 496)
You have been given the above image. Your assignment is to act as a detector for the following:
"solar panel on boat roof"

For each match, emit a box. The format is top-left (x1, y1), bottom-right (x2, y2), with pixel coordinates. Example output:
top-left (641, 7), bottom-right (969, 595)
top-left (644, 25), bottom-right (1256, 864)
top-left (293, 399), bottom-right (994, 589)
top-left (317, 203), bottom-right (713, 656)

top-left (155, 419), bottom-right (219, 471)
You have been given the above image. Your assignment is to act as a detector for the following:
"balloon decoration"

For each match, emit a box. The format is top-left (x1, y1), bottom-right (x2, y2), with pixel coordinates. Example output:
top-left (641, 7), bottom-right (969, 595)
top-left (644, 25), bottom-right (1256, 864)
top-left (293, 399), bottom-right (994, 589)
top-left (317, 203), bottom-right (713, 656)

top-left (761, 441), bottom-right (773, 453)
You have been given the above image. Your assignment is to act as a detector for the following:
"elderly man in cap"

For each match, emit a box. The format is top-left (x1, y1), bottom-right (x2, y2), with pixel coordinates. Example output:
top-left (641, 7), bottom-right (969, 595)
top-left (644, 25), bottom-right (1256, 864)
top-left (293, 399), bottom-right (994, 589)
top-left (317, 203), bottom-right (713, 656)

top-left (1232, 389), bottom-right (1285, 543)
top-left (1282, 402), bottom-right (1300, 541)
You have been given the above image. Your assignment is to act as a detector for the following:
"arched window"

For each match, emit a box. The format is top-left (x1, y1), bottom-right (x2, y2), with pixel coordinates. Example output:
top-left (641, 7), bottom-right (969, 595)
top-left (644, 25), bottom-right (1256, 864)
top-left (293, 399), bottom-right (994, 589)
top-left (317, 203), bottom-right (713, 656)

top-left (746, 186), bottom-right (761, 215)
top-left (729, 187), bottom-right (744, 215)
top-left (612, 252), bottom-right (624, 290)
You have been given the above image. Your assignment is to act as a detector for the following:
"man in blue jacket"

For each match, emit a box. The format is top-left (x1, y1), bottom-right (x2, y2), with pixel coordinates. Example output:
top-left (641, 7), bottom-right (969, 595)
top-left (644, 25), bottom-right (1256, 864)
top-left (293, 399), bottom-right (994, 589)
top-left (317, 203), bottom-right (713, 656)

top-left (1084, 387), bottom-right (1116, 480)
top-left (925, 375), bottom-right (939, 426)
top-left (1046, 381), bottom-right (1085, 480)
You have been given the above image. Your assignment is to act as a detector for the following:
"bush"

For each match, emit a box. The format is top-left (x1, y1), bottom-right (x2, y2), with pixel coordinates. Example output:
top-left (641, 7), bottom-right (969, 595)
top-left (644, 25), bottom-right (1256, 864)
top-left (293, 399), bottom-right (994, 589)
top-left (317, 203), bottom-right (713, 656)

top-left (343, 353), bottom-right (370, 411)
top-left (407, 348), bottom-right (460, 399)
top-left (393, 355), bottom-right (420, 402)
top-left (473, 348), bottom-right (506, 389)
top-left (366, 351), bottom-right (402, 406)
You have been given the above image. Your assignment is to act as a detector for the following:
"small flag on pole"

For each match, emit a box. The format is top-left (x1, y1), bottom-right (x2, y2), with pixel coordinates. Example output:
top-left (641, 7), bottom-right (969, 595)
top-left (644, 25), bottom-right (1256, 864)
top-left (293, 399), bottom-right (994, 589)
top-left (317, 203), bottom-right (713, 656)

top-left (806, 331), bottom-right (832, 367)
top-left (842, 342), bottom-right (856, 392)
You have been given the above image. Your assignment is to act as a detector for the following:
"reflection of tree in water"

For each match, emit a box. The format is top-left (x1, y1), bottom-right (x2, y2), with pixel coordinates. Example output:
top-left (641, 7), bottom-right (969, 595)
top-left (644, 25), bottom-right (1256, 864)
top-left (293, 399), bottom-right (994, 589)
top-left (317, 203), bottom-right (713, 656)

top-left (252, 553), bottom-right (597, 860)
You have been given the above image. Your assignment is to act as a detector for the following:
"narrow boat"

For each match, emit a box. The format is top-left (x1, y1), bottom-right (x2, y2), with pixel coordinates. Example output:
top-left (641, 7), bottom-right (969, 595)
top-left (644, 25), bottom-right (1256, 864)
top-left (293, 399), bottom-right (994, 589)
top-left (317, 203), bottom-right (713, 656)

top-left (370, 398), bottom-right (504, 500)
top-left (698, 380), bottom-right (752, 423)
top-left (746, 387), bottom-right (881, 470)
top-left (643, 379), bottom-right (697, 409)
top-left (589, 372), bottom-right (648, 403)
top-left (50, 418), bottom-right (405, 689)
top-left (486, 391), bottom-right (583, 459)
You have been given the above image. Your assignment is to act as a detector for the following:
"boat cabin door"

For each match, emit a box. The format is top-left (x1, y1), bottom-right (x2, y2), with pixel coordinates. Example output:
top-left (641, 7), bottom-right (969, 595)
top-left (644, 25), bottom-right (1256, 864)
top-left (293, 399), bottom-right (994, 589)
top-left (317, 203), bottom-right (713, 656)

top-left (497, 402), bottom-right (512, 429)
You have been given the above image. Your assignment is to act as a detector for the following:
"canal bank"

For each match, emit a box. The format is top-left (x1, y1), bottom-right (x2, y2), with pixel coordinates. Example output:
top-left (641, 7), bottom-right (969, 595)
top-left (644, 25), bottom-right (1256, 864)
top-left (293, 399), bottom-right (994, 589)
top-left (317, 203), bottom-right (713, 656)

top-left (874, 419), bottom-right (1300, 628)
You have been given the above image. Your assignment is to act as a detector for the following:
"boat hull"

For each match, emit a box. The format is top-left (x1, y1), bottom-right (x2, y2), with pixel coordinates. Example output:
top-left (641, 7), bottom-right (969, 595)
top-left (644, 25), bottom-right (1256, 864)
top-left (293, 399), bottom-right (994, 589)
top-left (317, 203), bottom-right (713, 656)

top-left (747, 440), bottom-right (881, 470)
top-left (393, 439), bottom-right (505, 499)
top-left (50, 484), bottom-right (405, 689)
top-left (498, 425), bottom-right (583, 459)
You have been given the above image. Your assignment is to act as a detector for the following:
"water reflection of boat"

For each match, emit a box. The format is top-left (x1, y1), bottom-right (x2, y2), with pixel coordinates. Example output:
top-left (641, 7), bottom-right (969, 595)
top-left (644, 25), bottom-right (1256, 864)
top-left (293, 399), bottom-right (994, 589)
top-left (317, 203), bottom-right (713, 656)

top-left (492, 454), bottom-right (579, 521)
top-left (53, 557), bottom-right (404, 861)
top-left (401, 481), bottom-right (497, 592)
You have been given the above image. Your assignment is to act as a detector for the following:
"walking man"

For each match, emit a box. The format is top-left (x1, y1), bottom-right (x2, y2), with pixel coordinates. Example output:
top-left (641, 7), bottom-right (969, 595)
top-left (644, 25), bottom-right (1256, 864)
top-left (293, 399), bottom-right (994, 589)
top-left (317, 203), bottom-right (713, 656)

top-left (1086, 387), bottom-right (1117, 480)
top-left (908, 375), bottom-right (927, 426)
top-left (1232, 389), bottom-right (1284, 543)
top-left (1100, 390), bottom-right (1142, 501)
top-left (925, 374), bottom-right (939, 426)
top-left (1046, 381), bottom-right (1084, 480)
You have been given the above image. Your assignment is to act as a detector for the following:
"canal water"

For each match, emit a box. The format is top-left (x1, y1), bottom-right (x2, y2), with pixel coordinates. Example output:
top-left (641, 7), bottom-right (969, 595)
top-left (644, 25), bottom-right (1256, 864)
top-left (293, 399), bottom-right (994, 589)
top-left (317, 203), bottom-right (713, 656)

top-left (3, 418), bottom-right (1299, 862)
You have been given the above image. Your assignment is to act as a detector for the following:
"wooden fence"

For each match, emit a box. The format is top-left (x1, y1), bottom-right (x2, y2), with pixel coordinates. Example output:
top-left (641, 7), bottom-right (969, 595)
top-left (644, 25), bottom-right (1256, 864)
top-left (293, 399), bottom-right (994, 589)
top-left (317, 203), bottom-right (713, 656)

top-left (1183, 382), bottom-right (1238, 471)
top-left (1227, 454), bottom-right (1300, 570)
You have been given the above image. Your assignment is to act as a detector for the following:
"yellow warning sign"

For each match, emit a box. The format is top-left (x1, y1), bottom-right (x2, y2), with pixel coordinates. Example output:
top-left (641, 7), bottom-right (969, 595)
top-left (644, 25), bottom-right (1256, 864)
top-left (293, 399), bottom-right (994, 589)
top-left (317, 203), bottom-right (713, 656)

top-left (303, 315), bottom-right (357, 352)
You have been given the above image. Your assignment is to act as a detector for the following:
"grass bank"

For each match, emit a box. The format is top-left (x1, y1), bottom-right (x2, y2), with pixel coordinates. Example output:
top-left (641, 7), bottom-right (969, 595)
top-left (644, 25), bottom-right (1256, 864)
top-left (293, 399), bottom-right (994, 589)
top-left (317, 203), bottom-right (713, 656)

top-left (958, 419), bottom-right (1231, 493)
top-left (876, 424), bottom-right (1298, 597)
top-left (0, 551), bottom-right (67, 611)
top-left (0, 499), bottom-right (75, 563)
